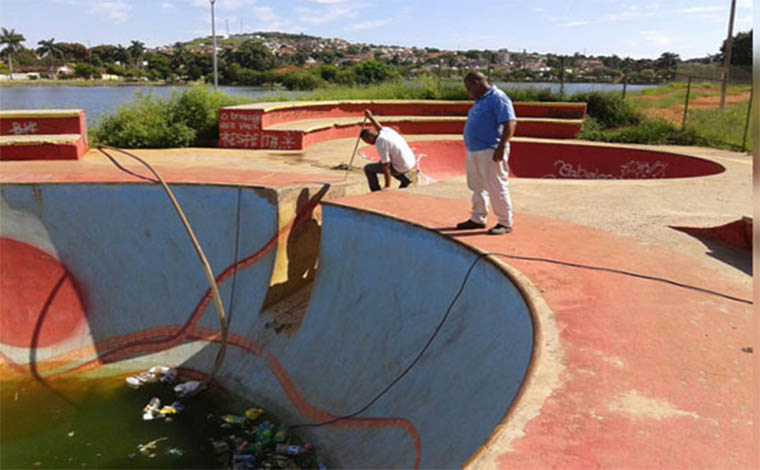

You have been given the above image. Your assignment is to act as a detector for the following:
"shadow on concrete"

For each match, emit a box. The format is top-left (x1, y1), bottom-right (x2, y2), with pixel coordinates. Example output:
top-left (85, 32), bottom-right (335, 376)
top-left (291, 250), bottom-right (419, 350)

top-left (670, 225), bottom-right (752, 276)
top-left (261, 185), bottom-right (329, 324)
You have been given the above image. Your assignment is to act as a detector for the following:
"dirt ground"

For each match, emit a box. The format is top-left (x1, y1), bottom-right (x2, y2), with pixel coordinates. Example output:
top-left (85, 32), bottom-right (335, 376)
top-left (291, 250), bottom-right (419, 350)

top-left (637, 91), bottom-right (751, 125)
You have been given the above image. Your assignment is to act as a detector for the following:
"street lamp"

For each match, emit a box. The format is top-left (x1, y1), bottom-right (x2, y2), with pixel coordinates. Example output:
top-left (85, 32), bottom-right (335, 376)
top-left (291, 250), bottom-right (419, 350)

top-left (210, 0), bottom-right (218, 88)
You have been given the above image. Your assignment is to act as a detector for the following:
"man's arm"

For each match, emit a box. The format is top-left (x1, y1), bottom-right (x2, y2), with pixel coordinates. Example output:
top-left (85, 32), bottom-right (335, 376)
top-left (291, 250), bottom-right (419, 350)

top-left (493, 120), bottom-right (517, 162)
top-left (365, 109), bottom-right (383, 132)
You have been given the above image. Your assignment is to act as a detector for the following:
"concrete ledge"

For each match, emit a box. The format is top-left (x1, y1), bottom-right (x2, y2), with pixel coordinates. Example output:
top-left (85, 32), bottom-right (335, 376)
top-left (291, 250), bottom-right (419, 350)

top-left (0, 109), bottom-right (85, 119)
top-left (219, 100), bottom-right (587, 150)
top-left (0, 134), bottom-right (87, 160)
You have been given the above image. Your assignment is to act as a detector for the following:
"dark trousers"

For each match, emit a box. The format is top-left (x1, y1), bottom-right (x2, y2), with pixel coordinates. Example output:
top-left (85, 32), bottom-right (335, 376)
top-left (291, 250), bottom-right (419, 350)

top-left (364, 162), bottom-right (412, 192)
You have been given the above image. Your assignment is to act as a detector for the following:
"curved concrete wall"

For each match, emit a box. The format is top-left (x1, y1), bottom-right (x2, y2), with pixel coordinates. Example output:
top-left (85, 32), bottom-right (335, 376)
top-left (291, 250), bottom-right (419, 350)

top-left (362, 139), bottom-right (725, 182)
top-left (1, 184), bottom-right (534, 469)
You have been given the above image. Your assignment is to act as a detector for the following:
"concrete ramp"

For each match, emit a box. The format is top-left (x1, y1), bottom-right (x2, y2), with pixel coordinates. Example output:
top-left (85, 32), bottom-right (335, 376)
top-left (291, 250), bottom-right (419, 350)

top-left (1, 183), bottom-right (534, 469)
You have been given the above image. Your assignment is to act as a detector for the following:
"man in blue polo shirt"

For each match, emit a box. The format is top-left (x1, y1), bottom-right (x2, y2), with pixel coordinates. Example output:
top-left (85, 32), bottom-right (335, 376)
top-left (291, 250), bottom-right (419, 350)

top-left (455, 71), bottom-right (517, 235)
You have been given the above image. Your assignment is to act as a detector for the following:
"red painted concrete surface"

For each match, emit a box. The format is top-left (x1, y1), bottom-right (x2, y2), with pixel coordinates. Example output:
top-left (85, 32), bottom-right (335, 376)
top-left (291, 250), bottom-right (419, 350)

top-left (0, 238), bottom-right (87, 348)
top-left (362, 139), bottom-right (725, 181)
top-left (219, 101), bottom-right (586, 150)
top-left (328, 191), bottom-right (753, 469)
top-left (0, 136), bottom-right (88, 161)
top-left (0, 156), bottom-right (346, 187)
top-left (0, 114), bottom-right (86, 137)
top-left (0, 110), bottom-right (88, 161)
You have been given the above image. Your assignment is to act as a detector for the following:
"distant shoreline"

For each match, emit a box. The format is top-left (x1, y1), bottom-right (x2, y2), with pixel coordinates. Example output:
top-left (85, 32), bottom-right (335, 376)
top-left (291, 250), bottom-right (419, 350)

top-left (0, 80), bottom-right (191, 87)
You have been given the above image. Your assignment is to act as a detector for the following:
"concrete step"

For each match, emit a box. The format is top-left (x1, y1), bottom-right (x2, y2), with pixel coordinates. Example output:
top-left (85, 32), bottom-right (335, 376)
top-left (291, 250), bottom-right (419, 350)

top-left (0, 109), bottom-right (89, 160)
top-left (0, 134), bottom-right (88, 160)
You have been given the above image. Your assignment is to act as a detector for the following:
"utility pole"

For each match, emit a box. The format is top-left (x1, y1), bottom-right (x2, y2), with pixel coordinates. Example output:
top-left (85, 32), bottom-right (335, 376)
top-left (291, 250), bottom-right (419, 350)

top-left (210, 0), bottom-right (218, 88)
top-left (720, 0), bottom-right (737, 109)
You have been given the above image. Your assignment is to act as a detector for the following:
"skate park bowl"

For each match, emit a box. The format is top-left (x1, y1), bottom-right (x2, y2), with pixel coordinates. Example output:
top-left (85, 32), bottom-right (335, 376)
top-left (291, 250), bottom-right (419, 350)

top-left (1, 182), bottom-right (535, 469)
top-left (360, 139), bottom-right (726, 183)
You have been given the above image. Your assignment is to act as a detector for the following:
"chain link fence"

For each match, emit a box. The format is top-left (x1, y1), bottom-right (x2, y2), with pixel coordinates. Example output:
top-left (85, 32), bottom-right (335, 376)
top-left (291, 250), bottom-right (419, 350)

top-left (672, 63), bottom-right (753, 152)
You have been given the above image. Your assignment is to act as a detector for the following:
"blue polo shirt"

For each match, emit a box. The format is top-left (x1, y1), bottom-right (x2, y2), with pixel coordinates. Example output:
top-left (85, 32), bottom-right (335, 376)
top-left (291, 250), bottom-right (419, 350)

top-left (463, 85), bottom-right (517, 151)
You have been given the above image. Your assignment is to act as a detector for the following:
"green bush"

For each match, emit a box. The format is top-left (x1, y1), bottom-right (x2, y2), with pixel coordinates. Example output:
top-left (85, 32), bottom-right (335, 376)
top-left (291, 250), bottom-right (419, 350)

top-left (277, 70), bottom-right (324, 90)
top-left (569, 91), bottom-right (640, 129)
top-left (91, 87), bottom-right (247, 148)
top-left (168, 87), bottom-right (244, 142)
top-left (579, 117), bottom-right (707, 146)
top-left (92, 93), bottom-right (196, 148)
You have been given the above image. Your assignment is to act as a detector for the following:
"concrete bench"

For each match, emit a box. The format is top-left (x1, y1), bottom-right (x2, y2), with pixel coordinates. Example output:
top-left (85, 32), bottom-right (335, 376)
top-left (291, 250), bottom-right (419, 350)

top-left (218, 100), bottom-right (586, 151)
top-left (0, 109), bottom-right (88, 160)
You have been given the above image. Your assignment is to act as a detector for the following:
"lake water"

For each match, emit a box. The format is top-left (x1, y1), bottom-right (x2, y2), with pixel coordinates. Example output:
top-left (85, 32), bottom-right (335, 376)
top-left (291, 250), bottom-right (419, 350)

top-left (0, 82), bottom-right (656, 126)
top-left (0, 86), bottom-right (302, 126)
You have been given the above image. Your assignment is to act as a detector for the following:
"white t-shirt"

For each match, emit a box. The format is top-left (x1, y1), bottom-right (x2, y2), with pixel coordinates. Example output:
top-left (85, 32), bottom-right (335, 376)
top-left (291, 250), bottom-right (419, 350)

top-left (376, 127), bottom-right (416, 173)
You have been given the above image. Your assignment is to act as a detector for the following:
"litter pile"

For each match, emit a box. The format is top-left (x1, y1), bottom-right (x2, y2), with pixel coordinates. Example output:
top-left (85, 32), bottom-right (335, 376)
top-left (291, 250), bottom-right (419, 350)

top-left (126, 366), bottom-right (326, 469)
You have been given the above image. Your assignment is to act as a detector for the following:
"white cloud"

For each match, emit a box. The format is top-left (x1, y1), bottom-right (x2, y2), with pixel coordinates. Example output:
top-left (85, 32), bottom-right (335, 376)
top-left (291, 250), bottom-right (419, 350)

top-left (161, 2), bottom-right (174, 10)
top-left (563, 21), bottom-right (589, 28)
top-left (346, 18), bottom-right (392, 31)
top-left (679, 6), bottom-right (722, 14)
top-left (297, 4), bottom-right (361, 26)
top-left (305, 0), bottom-right (349, 3)
top-left (93, 1), bottom-right (131, 23)
top-left (641, 30), bottom-right (676, 47)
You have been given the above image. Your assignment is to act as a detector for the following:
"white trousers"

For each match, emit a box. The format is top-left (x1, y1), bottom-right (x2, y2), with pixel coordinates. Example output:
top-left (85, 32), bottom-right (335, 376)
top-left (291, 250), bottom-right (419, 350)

top-left (466, 147), bottom-right (513, 227)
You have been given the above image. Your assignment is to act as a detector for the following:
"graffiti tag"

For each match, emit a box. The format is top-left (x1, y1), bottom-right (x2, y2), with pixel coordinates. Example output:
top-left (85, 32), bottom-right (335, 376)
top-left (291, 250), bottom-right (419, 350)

top-left (10, 121), bottom-right (38, 135)
top-left (542, 159), bottom-right (669, 179)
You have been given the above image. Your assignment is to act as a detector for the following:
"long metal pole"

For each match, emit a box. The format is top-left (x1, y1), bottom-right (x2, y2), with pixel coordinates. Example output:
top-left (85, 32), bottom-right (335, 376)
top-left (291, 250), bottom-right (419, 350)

top-left (210, 0), bottom-right (218, 88)
top-left (682, 76), bottom-right (692, 130)
top-left (720, 0), bottom-right (737, 109)
top-left (742, 86), bottom-right (752, 151)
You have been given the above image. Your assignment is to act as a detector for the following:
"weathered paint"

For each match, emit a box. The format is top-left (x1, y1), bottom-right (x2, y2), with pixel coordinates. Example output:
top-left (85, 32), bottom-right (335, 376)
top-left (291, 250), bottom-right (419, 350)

top-left (218, 100), bottom-right (586, 150)
top-left (361, 139), bottom-right (726, 182)
top-left (327, 190), bottom-right (753, 470)
top-left (0, 109), bottom-right (88, 160)
top-left (1, 183), bottom-right (534, 469)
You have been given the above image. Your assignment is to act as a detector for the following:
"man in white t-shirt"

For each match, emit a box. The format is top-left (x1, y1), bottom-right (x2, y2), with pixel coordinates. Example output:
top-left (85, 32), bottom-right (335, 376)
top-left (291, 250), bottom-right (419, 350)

top-left (359, 109), bottom-right (416, 192)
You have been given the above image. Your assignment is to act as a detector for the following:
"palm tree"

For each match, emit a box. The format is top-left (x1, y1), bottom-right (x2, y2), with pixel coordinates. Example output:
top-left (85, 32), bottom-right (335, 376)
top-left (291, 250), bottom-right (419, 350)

top-left (0, 28), bottom-right (26, 79)
top-left (36, 38), bottom-right (62, 77)
top-left (128, 40), bottom-right (145, 68)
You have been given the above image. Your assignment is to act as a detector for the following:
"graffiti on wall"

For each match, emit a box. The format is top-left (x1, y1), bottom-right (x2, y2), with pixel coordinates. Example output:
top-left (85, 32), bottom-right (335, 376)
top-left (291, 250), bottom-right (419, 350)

top-left (542, 159), bottom-right (669, 179)
top-left (9, 121), bottom-right (39, 135)
top-left (219, 111), bottom-right (301, 150)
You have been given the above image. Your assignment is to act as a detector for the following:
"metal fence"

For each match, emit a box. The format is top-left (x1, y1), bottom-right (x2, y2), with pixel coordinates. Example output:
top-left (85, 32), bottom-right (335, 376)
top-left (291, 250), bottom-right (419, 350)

top-left (671, 64), bottom-right (753, 152)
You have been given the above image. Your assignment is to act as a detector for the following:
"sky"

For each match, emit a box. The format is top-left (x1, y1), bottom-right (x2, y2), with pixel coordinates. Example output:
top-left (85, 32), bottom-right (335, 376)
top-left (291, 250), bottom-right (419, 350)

top-left (0, 0), bottom-right (754, 60)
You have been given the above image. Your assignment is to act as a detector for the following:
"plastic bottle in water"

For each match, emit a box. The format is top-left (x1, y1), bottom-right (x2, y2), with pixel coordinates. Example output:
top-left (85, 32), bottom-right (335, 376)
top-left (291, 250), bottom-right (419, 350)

top-left (275, 444), bottom-right (313, 456)
top-left (222, 414), bottom-right (246, 424)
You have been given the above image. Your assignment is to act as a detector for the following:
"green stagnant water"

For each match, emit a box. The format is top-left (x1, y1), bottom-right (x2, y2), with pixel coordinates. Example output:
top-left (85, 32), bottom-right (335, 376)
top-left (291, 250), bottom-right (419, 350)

top-left (1, 374), bottom-right (320, 469)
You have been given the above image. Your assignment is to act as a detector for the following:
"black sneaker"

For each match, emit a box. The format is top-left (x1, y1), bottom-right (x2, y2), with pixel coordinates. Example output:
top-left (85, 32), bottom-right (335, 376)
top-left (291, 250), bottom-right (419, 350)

top-left (455, 220), bottom-right (487, 230)
top-left (487, 224), bottom-right (513, 235)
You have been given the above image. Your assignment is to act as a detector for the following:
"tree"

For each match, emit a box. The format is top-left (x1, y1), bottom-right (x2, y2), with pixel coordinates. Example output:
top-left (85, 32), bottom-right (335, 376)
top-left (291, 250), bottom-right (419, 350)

top-left (0, 28), bottom-right (26, 79)
top-left (37, 38), bottom-right (62, 75)
top-left (73, 62), bottom-right (97, 79)
top-left (57, 42), bottom-right (89, 62)
top-left (232, 40), bottom-right (277, 71)
top-left (90, 44), bottom-right (120, 64)
top-left (353, 59), bottom-right (395, 84)
top-left (655, 52), bottom-right (680, 70)
top-left (721, 30), bottom-right (752, 65)
top-left (128, 40), bottom-right (146, 67)
top-left (146, 52), bottom-right (172, 80)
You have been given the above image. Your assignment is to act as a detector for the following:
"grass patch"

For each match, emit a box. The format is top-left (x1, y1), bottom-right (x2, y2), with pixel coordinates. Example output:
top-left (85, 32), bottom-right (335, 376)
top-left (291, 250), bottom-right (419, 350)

top-left (579, 117), bottom-right (709, 146)
top-left (685, 100), bottom-right (754, 151)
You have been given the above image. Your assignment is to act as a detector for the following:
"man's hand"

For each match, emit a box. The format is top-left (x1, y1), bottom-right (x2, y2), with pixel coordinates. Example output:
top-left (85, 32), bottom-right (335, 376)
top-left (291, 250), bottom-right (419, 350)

top-left (493, 145), bottom-right (506, 162)
top-left (364, 109), bottom-right (373, 119)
